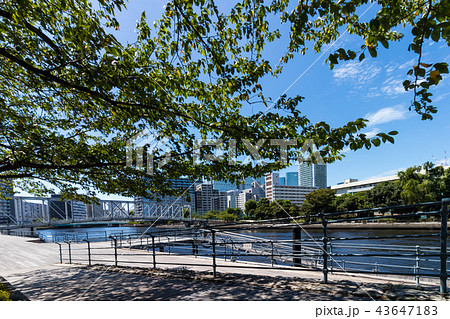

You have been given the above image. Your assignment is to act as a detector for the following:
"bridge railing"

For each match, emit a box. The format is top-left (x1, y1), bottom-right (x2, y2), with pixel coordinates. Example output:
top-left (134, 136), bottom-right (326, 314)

top-left (55, 198), bottom-right (450, 293)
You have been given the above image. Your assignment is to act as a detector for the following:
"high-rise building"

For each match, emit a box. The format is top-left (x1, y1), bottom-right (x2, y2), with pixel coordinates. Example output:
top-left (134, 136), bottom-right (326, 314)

top-left (279, 177), bottom-right (286, 185)
top-left (238, 176), bottom-right (265, 190)
top-left (299, 163), bottom-right (327, 189)
top-left (194, 183), bottom-right (227, 214)
top-left (286, 172), bottom-right (299, 186)
top-left (211, 180), bottom-right (237, 192)
top-left (0, 182), bottom-right (14, 224)
top-left (225, 190), bottom-right (241, 209)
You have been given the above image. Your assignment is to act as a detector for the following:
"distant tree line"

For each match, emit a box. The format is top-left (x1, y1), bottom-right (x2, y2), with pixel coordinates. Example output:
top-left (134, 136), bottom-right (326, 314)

top-left (193, 208), bottom-right (243, 222)
top-left (193, 199), bottom-right (301, 221)
top-left (300, 162), bottom-right (450, 217)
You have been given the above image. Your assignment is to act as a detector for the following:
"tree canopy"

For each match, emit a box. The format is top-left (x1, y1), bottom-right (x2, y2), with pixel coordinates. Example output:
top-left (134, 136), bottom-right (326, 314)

top-left (0, 0), bottom-right (448, 200)
top-left (300, 188), bottom-right (336, 215)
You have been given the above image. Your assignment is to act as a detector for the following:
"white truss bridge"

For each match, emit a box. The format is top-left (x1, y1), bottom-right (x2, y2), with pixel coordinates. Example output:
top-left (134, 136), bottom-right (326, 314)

top-left (0, 196), bottom-right (193, 230)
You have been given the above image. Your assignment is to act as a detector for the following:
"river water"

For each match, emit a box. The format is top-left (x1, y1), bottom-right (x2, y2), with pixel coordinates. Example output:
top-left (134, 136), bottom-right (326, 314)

top-left (37, 226), bottom-right (448, 276)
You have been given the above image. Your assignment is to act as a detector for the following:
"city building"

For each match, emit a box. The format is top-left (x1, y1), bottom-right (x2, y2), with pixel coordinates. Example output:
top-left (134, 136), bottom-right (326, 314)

top-left (0, 182), bottom-right (14, 224)
top-left (286, 172), bottom-right (299, 186)
top-left (194, 183), bottom-right (227, 214)
top-left (20, 201), bottom-right (44, 223)
top-left (265, 173), bottom-right (315, 207)
top-left (135, 178), bottom-right (197, 217)
top-left (279, 177), bottom-right (286, 185)
top-left (211, 180), bottom-right (237, 192)
top-left (238, 176), bottom-right (265, 190)
top-left (236, 182), bottom-right (266, 211)
top-left (299, 162), bottom-right (327, 189)
top-left (225, 190), bottom-right (241, 209)
top-left (330, 175), bottom-right (399, 195)
top-left (48, 195), bottom-right (87, 220)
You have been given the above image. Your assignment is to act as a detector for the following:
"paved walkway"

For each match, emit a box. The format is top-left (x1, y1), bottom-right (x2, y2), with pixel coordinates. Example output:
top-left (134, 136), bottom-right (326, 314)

top-left (0, 235), bottom-right (446, 301)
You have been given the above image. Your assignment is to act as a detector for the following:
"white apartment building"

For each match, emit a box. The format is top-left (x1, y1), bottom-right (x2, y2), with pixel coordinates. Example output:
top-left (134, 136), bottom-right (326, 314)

top-left (236, 182), bottom-right (265, 211)
top-left (265, 173), bottom-right (316, 207)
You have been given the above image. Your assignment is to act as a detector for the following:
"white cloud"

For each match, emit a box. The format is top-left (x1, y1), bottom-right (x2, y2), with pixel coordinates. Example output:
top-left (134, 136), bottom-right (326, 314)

top-left (380, 81), bottom-right (407, 96)
top-left (397, 59), bottom-right (416, 70)
top-left (365, 105), bottom-right (409, 126)
top-left (366, 167), bottom-right (406, 180)
top-left (341, 147), bottom-right (351, 154)
top-left (435, 92), bottom-right (450, 102)
top-left (332, 60), bottom-right (382, 87)
top-left (363, 128), bottom-right (380, 138)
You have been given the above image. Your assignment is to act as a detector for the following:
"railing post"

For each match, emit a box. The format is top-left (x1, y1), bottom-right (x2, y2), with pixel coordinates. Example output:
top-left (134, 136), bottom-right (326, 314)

top-left (271, 241), bottom-right (274, 267)
top-left (224, 240), bottom-right (227, 261)
top-left (192, 238), bottom-right (198, 257)
top-left (65, 241), bottom-right (72, 264)
top-left (292, 226), bottom-right (302, 266)
top-left (110, 236), bottom-right (118, 267)
top-left (415, 245), bottom-right (421, 285)
top-left (151, 235), bottom-right (156, 269)
top-left (320, 213), bottom-right (328, 284)
top-left (440, 198), bottom-right (449, 294)
top-left (56, 243), bottom-right (63, 263)
top-left (84, 239), bottom-right (91, 266)
top-left (211, 230), bottom-right (217, 277)
top-left (329, 242), bottom-right (333, 272)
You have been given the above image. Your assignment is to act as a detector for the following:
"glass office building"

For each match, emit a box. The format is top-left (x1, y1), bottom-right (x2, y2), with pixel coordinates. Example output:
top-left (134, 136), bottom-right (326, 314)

top-left (286, 172), bottom-right (299, 186)
top-left (299, 163), bottom-right (327, 189)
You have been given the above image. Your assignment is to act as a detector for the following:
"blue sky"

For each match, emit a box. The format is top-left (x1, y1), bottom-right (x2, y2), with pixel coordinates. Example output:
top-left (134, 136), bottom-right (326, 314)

top-left (109, 1), bottom-right (449, 187)
top-left (275, 30), bottom-right (450, 185)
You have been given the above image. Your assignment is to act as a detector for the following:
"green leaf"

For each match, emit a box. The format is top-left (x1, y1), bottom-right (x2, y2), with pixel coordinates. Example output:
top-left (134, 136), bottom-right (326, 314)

top-left (431, 29), bottom-right (440, 42)
top-left (380, 39), bottom-right (389, 49)
top-left (359, 52), bottom-right (365, 62)
top-left (370, 19), bottom-right (380, 31)
top-left (372, 138), bottom-right (381, 147)
top-left (368, 47), bottom-right (377, 58)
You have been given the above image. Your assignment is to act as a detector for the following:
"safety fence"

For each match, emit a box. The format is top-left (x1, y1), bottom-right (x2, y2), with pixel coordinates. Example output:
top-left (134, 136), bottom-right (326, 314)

top-left (55, 199), bottom-right (450, 293)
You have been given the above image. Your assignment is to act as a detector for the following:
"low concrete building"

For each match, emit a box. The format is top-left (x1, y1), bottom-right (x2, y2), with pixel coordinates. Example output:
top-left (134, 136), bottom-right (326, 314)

top-left (330, 175), bottom-right (399, 196)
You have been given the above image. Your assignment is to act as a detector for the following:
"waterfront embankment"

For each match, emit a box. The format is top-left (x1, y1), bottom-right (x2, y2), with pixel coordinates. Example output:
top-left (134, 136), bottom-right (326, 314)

top-left (123, 221), bottom-right (444, 230)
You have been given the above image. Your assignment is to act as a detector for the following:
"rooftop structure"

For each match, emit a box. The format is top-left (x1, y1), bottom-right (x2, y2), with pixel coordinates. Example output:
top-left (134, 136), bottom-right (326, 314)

top-left (330, 175), bottom-right (399, 195)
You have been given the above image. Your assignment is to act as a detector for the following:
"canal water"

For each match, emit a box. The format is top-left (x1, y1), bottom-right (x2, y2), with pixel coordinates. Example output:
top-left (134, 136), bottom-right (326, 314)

top-left (37, 226), bottom-right (448, 276)
top-left (37, 226), bottom-right (146, 243)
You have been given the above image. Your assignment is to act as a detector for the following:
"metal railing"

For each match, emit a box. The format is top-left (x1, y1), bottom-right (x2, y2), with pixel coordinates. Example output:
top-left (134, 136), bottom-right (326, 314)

top-left (55, 198), bottom-right (450, 293)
